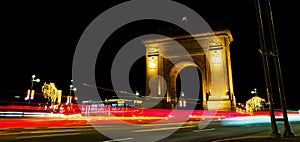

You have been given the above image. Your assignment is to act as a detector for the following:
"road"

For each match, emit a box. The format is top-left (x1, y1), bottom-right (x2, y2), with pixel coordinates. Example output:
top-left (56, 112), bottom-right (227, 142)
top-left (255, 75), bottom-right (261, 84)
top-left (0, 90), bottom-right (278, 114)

top-left (1, 117), bottom-right (299, 142)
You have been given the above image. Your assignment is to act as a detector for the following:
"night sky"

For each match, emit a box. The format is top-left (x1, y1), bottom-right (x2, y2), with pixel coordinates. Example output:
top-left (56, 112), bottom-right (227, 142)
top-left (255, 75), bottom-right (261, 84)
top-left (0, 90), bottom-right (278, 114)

top-left (1, 0), bottom-right (299, 109)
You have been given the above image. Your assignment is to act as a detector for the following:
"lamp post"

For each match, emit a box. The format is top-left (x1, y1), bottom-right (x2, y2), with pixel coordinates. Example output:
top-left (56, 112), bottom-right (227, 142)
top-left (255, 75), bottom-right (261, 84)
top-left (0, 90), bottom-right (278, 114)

top-left (264, 0), bottom-right (294, 137)
top-left (255, 0), bottom-right (280, 137)
top-left (255, 0), bottom-right (294, 137)
top-left (27, 75), bottom-right (40, 102)
top-left (67, 80), bottom-right (77, 104)
top-left (251, 88), bottom-right (257, 96)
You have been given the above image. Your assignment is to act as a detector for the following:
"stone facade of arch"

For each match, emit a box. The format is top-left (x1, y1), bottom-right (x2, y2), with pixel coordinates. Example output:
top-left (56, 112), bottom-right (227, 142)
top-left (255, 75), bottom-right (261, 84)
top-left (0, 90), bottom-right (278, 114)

top-left (143, 29), bottom-right (236, 110)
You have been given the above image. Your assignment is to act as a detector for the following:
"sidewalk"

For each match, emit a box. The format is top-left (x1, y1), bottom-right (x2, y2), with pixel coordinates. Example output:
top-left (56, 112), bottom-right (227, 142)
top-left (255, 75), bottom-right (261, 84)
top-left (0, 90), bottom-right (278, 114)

top-left (216, 130), bottom-right (300, 142)
top-left (217, 136), bottom-right (300, 142)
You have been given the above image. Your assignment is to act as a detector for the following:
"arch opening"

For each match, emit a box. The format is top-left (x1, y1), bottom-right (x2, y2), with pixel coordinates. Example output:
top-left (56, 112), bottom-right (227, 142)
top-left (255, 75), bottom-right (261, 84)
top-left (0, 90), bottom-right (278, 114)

top-left (176, 66), bottom-right (203, 110)
top-left (168, 61), bottom-right (204, 110)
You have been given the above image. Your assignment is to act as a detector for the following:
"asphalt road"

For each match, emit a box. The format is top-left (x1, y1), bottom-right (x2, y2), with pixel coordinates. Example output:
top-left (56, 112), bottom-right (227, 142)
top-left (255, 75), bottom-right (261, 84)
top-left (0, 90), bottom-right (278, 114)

top-left (1, 120), bottom-right (299, 142)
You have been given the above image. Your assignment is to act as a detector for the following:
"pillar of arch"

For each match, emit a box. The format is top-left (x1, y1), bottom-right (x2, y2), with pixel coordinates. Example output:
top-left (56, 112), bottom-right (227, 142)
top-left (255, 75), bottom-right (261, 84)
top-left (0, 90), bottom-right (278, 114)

top-left (143, 29), bottom-right (236, 111)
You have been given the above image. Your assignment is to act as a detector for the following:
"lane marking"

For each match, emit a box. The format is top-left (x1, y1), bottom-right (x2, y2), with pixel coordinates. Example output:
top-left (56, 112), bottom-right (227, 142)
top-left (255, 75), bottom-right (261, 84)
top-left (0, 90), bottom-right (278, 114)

top-left (193, 128), bottom-right (215, 133)
top-left (16, 132), bottom-right (81, 139)
top-left (102, 137), bottom-right (134, 142)
top-left (134, 125), bottom-right (195, 132)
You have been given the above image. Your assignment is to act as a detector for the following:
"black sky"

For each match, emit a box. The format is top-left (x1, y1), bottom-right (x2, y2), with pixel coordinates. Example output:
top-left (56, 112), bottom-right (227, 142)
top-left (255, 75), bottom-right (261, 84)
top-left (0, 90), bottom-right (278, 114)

top-left (0, 0), bottom-right (299, 109)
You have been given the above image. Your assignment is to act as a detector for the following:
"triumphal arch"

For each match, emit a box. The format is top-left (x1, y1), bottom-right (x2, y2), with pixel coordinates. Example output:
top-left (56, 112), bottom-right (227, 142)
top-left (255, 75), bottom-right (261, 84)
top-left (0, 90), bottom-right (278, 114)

top-left (143, 29), bottom-right (236, 111)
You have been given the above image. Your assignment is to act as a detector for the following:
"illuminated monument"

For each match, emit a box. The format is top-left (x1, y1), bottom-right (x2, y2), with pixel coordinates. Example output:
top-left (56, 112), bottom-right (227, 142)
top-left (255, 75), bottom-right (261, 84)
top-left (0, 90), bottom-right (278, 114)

top-left (143, 29), bottom-right (236, 111)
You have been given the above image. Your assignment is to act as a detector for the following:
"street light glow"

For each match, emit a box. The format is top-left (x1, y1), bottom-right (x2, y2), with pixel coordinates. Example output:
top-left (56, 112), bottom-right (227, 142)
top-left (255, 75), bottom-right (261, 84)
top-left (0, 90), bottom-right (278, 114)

top-left (251, 88), bottom-right (257, 95)
top-left (35, 78), bottom-right (40, 82)
top-left (31, 74), bottom-right (40, 83)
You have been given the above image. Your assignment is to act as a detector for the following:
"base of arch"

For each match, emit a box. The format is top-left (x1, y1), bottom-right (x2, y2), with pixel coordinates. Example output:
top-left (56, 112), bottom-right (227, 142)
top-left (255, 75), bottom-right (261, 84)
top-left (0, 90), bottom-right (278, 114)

top-left (206, 96), bottom-right (234, 111)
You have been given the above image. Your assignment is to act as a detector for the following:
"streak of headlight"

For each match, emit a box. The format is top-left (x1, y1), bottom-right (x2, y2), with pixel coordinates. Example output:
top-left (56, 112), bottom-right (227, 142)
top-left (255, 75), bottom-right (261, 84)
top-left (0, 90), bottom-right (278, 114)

top-left (220, 115), bottom-right (300, 126)
top-left (0, 112), bottom-right (23, 117)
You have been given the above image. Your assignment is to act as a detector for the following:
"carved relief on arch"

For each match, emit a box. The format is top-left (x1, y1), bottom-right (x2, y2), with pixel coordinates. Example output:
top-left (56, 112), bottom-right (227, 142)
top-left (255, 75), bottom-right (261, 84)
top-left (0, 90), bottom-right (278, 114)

top-left (209, 40), bottom-right (222, 47)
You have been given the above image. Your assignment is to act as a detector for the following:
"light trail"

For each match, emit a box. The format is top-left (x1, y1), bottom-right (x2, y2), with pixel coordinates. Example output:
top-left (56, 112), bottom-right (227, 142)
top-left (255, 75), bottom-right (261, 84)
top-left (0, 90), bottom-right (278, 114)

top-left (220, 115), bottom-right (300, 126)
top-left (140, 121), bottom-right (199, 127)
top-left (0, 127), bottom-right (95, 136)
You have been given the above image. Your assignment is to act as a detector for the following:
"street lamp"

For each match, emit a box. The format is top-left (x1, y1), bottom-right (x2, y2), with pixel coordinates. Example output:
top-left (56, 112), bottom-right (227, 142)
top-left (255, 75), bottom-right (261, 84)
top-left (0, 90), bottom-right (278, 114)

top-left (67, 80), bottom-right (77, 104)
top-left (255, 0), bottom-right (294, 137)
top-left (251, 88), bottom-right (257, 96)
top-left (135, 91), bottom-right (139, 97)
top-left (69, 80), bottom-right (77, 94)
top-left (134, 91), bottom-right (143, 108)
top-left (31, 75), bottom-right (40, 89)
top-left (26, 75), bottom-right (40, 101)
top-left (254, 0), bottom-right (280, 137)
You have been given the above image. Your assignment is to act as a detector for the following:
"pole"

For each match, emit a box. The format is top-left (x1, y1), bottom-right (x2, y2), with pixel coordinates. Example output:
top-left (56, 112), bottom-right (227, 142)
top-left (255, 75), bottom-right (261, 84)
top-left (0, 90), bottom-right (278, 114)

top-left (68, 80), bottom-right (74, 104)
top-left (264, 0), bottom-right (294, 137)
top-left (31, 78), bottom-right (34, 90)
top-left (255, 0), bottom-right (280, 137)
top-left (29, 75), bottom-right (35, 103)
